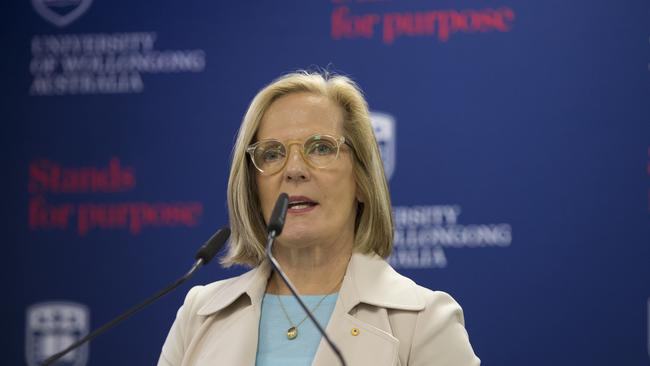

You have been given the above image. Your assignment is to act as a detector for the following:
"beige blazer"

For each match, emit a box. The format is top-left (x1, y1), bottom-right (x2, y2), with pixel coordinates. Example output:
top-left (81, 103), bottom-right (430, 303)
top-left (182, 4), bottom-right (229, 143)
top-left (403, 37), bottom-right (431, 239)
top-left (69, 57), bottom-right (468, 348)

top-left (158, 253), bottom-right (480, 366)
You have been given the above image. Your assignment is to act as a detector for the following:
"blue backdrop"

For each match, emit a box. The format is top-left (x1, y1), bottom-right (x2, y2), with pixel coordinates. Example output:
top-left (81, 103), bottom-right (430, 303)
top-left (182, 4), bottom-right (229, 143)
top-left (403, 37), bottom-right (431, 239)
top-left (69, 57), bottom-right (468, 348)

top-left (4, 0), bottom-right (650, 365)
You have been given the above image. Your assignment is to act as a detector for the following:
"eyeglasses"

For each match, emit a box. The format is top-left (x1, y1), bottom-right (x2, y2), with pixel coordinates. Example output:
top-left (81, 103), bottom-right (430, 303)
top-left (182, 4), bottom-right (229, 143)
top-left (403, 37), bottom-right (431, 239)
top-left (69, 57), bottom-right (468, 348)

top-left (246, 134), bottom-right (349, 175)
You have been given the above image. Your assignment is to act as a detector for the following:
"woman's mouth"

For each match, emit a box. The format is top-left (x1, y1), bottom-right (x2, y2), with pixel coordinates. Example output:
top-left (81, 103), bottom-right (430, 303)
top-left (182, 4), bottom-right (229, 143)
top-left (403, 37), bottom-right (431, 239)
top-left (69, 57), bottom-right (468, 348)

top-left (287, 196), bottom-right (318, 213)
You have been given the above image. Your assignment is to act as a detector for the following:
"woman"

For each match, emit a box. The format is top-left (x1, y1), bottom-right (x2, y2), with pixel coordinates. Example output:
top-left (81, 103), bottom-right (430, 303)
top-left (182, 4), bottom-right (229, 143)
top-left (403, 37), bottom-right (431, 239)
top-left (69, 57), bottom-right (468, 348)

top-left (158, 71), bottom-right (480, 366)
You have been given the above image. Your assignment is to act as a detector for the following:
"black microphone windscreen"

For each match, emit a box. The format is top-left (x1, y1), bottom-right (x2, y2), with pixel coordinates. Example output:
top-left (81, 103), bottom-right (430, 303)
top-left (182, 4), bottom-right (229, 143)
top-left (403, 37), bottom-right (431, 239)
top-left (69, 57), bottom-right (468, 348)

top-left (267, 193), bottom-right (289, 236)
top-left (195, 227), bottom-right (230, 264)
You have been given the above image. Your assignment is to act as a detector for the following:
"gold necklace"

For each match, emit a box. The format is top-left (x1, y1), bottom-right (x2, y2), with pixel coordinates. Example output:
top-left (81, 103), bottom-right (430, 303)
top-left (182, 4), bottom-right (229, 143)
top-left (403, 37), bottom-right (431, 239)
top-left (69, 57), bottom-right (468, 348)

top-left (274, 277), bottom-right (343, 340)
top-left (276, 293), bottom-right (331, 340)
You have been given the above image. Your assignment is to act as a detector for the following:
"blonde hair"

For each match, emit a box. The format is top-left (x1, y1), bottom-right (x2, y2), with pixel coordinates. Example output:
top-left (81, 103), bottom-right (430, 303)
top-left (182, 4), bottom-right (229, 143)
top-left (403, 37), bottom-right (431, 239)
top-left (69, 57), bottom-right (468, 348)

top-left (223, 71), bottom-right (393, 267)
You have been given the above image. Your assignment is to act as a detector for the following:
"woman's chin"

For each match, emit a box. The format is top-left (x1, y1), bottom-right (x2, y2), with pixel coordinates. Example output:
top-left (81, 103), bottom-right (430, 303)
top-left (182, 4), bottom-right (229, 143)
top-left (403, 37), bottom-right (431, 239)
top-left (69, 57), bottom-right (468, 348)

top-left (276, 228), bottom-right (320, 248)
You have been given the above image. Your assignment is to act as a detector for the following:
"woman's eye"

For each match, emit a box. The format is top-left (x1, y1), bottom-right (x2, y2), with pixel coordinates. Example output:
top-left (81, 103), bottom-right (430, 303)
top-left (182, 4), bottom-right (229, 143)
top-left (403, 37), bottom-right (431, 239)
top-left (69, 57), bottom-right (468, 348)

top-left (309, 143), bottom-right (335, 155)
top-left (262, 149), bottom-right (284, 162)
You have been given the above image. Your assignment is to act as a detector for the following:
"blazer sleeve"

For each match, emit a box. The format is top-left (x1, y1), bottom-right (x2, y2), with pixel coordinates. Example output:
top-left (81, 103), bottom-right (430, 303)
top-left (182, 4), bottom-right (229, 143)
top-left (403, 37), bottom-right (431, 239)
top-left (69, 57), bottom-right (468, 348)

top-left (408, 290), bottom-right (481, 366)
top-left (158, 286), bottom-right (204, 366)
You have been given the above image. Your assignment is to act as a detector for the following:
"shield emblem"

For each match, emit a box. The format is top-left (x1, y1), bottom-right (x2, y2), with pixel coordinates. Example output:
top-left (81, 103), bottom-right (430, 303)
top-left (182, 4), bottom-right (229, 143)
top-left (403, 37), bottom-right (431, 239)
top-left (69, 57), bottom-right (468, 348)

top-left (26, 301), bottom-right (90, 366)
top-left (370, 111), bottom-right (396, 180)
top-left (31, 0), bottom-right (93, 28)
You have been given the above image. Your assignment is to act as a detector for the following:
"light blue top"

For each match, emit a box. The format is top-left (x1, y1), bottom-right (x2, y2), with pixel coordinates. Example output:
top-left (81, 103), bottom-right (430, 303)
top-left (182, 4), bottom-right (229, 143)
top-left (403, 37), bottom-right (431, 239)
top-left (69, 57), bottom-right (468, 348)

top-left (255, 293), bottom-right (338, 366)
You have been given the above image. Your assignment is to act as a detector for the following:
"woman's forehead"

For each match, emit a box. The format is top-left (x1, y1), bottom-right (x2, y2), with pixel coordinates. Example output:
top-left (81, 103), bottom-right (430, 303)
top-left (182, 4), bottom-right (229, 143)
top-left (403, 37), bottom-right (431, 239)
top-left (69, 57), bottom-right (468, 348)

top-left (256, 92), bottom-right (344, 140)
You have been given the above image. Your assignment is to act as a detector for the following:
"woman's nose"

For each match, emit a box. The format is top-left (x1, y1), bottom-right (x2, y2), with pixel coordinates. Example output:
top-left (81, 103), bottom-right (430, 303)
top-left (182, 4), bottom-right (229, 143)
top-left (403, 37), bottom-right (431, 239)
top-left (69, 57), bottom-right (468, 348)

top-left (283, 145), bottom-right (310, 182)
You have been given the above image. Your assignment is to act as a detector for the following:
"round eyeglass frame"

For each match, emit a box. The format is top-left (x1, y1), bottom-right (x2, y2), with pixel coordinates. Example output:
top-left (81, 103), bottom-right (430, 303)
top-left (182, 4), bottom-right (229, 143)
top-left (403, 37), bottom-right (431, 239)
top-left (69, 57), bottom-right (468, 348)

top-left (246, 134), bottom-right (350, 175)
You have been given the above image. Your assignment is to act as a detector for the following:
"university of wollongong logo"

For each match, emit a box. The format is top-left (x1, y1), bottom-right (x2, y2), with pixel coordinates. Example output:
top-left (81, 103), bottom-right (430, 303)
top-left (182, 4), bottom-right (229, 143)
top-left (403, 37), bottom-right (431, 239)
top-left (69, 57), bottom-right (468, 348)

top-left (370, 111), bottom-right (396, 181)
top-left (31, 0), bottom-right (93, 27)
top-left (25, 301), bottom-right (90, 366)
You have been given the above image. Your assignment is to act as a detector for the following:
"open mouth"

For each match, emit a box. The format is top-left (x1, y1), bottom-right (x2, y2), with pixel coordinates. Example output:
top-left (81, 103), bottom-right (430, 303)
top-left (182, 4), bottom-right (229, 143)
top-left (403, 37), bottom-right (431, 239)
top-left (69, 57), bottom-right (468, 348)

top-left (287, 196), bottom-right (318, 211)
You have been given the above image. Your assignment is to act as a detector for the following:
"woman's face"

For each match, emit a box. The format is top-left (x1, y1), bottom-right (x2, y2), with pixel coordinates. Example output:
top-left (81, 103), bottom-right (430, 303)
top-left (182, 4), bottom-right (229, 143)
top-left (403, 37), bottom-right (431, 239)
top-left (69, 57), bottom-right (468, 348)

top-left (255, 92), bottom-right (358, 249)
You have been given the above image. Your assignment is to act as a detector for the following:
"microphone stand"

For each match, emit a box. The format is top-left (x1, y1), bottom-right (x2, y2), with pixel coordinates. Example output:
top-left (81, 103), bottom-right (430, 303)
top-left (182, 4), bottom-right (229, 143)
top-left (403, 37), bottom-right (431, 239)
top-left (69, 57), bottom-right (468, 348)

top-left (42, 261), bottom-right (205, 365)
top-left (42, 227), bottom-right (230, 365)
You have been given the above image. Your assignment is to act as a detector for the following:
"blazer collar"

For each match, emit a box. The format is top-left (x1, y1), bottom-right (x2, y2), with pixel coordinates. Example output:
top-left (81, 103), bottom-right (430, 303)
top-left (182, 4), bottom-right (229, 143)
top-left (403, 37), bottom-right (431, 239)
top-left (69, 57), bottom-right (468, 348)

top-left (339, 252), bottom-right (425, 313)
top-left (196, 252), bottom-right (424, 316)
top-left (196, 260), bottom-right (271, 316)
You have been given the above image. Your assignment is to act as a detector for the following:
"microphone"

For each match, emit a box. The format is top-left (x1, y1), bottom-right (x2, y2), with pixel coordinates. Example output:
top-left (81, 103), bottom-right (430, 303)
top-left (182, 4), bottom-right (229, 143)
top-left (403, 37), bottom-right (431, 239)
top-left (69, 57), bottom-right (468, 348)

top-left (42, 227), bottom-right (231, 366)
top-left (268, 192), bottom-right (289, 236)
top-left (265, 193), bottom-right (347, 366)
top-left (196, 228), bottom-right (231, 264)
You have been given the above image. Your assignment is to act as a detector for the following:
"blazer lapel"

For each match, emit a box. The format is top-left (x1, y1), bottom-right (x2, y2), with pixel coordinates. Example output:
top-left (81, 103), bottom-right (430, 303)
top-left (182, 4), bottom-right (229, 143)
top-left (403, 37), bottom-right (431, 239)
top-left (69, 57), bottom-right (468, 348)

top-left (183, 298), bottom-right (260, 366)
top-left (312, 253), bottom-right (425, 366)
top-left (312, 304), bottom-right (400, 366)
top-left (182, 262), bottom-right (271, 366)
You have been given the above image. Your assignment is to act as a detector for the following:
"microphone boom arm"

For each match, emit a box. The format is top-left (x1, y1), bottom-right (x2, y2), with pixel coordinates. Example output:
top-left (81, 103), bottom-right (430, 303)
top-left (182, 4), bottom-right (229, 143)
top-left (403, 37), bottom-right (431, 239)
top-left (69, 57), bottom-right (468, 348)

top-left (42, 259), bottom-right (206, 366)
top-left (42, 226), bottom-right (230, 366)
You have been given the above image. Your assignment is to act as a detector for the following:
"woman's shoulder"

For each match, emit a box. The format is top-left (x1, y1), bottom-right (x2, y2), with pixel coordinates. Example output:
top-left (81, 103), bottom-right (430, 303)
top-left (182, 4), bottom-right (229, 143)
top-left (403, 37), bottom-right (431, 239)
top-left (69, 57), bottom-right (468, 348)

top-left (178, 279), bottom-right (228, 314)
top-left (378, 263), bottom-right (467, 325)
top-left (178, 266), bottom-right (260, 317)
top-left (352, 253), bottom-right (465, 314)
top-left (410, 284), bottom-right (467, 326)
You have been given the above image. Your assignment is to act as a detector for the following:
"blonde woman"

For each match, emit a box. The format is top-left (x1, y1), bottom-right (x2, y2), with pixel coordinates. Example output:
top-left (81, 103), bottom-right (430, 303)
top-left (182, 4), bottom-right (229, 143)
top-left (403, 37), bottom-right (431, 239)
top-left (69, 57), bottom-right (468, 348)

top-left (158, 71), bottom-right (480, 366)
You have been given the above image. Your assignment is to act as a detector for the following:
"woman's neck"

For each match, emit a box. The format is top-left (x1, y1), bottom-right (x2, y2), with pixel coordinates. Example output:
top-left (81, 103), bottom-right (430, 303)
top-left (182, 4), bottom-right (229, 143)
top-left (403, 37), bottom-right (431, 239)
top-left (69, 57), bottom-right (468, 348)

top-left (266, 238), bottom-right (352, 295)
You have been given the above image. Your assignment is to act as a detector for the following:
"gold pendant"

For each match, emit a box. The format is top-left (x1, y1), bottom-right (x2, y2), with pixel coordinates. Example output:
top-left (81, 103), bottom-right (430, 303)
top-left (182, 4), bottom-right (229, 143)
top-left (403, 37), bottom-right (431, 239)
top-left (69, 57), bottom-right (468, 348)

top-left (287, 326), bottom-right (298, 340)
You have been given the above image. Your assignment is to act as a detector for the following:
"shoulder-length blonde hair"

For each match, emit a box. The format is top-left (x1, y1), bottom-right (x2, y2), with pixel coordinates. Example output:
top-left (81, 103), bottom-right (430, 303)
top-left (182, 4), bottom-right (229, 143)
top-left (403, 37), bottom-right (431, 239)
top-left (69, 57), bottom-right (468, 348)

top-left (222, 70), bottom-right (393, 267)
